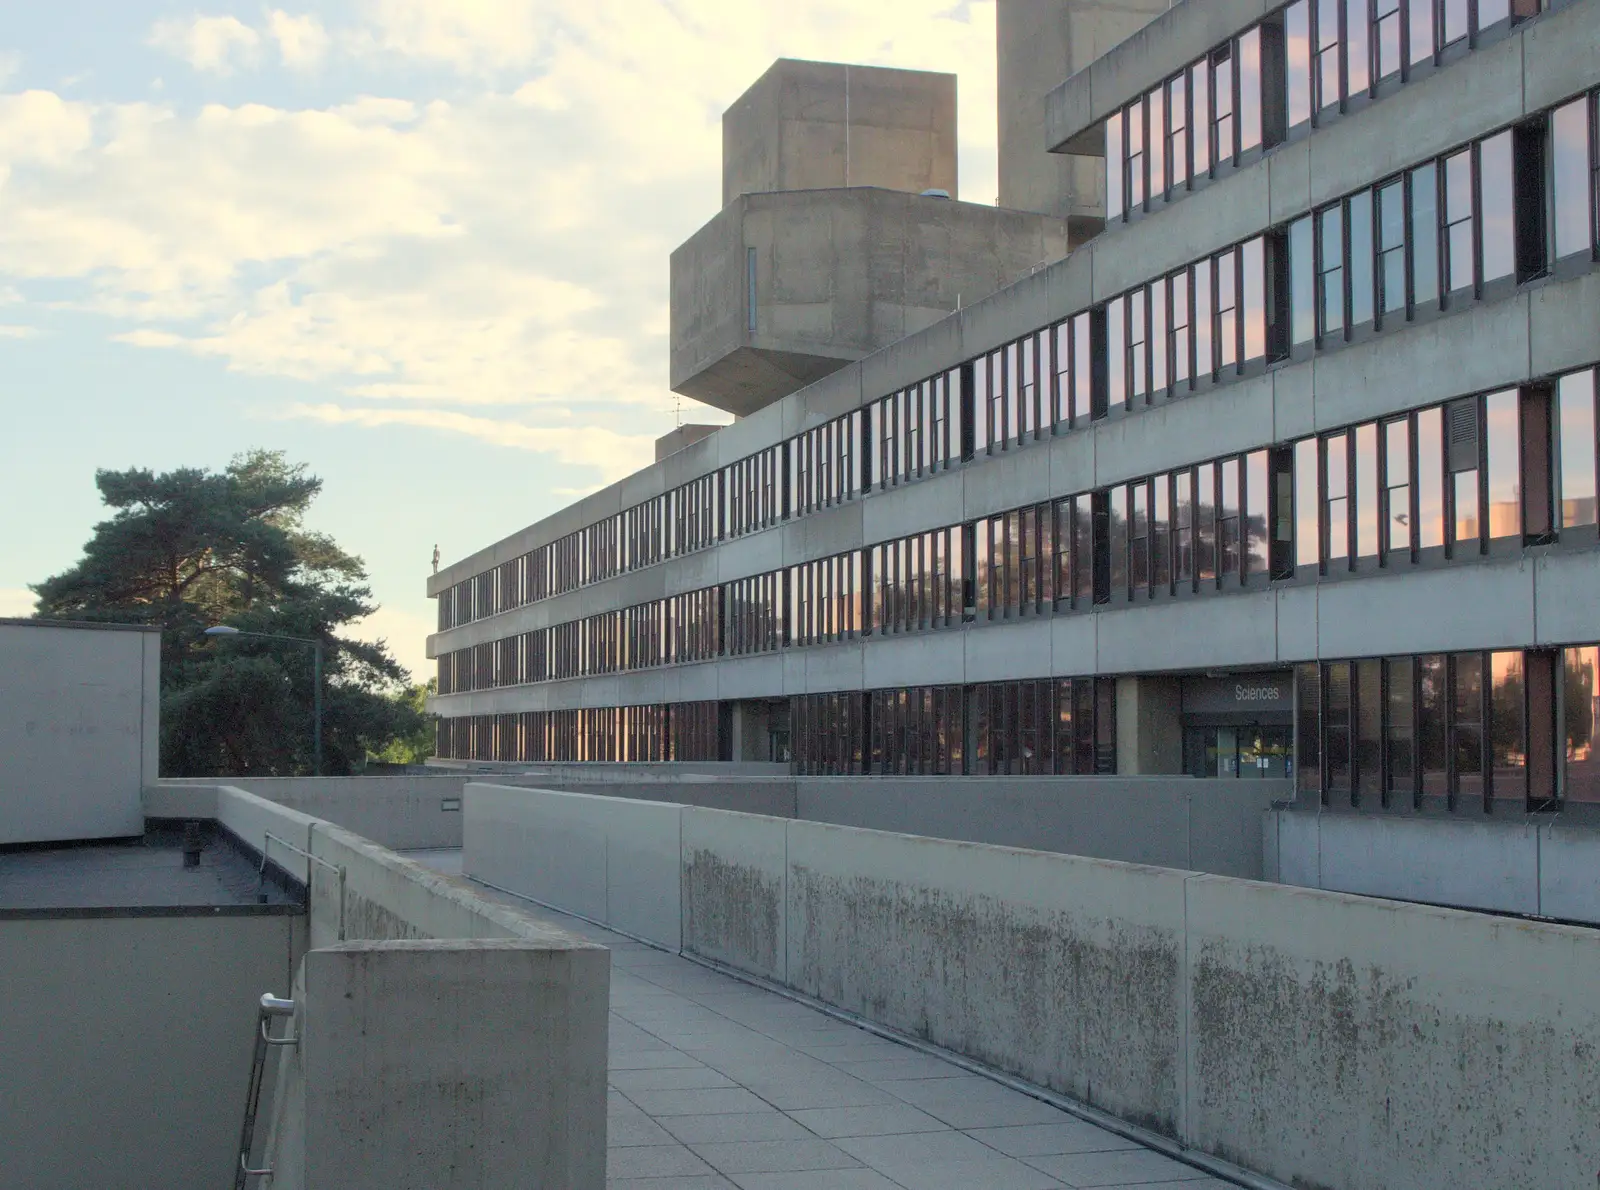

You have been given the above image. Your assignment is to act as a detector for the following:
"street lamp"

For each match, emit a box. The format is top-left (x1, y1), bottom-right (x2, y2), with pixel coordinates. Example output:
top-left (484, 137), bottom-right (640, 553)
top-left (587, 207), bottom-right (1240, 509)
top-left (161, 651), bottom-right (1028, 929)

top-left (205, 625), bottom-right (325, 776)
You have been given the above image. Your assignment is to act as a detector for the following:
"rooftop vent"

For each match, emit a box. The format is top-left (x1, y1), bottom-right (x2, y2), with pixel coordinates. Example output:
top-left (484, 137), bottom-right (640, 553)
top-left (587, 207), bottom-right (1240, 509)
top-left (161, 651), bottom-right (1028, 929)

top-left (920, 188), bottom-right (951, 199)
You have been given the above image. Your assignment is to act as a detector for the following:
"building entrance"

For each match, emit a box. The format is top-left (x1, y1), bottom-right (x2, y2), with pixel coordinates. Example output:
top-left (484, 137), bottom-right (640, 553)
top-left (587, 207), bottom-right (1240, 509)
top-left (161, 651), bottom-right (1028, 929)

top-left (1183, 724), bottom-right (1293, 778)
top-left (1180, 672), bottom-right (1295, 780)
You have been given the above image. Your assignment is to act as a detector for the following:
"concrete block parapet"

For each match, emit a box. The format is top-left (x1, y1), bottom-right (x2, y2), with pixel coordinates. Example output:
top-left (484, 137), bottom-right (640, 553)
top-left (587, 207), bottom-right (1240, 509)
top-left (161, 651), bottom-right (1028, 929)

top-left (266, 939), bottom-right (608, 1190)
top-left (465, 783), bottom-right (1600, 1190)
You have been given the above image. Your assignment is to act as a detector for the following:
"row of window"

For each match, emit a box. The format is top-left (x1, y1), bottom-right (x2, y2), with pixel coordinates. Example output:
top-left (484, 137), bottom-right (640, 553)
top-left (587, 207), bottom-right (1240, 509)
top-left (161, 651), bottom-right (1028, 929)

top-left (1285, 0), bottom-right (1534, 131)
top-left (1108, 22), bottom-right (1271, 221)
top-left (434, 701), bottom-right (722, 764)
top-left (439, 89), bottom-right (1600, 634)
top-left (1294, 644), bottom-right (1600, 810)
top-left (791, 678), bottom-right (1120, 776)
top-left (437, 366), bottom-right (1600, 694)
top-left (1107, 0), bottom-right (1550, 222)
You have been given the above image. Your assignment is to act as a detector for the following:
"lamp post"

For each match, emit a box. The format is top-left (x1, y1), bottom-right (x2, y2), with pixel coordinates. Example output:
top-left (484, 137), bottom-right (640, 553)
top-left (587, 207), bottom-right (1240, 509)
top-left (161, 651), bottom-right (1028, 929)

top-left (205, 626), bottom-right (325, 776)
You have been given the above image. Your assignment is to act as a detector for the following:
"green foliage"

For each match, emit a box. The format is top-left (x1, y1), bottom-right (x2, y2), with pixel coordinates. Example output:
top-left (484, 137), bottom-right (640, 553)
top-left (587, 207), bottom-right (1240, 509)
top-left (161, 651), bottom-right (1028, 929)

top-left (33, 450), bottom-right (431, 776)
top-left (368, 681), bottom-right (438, 766)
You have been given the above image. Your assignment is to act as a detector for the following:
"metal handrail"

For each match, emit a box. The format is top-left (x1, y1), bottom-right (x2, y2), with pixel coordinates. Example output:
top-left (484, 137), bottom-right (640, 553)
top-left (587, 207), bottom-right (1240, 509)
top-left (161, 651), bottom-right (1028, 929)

top-left (258, 832), bottom-right (347, 941)
top-left (234, 994), bottom-right (297, 1188)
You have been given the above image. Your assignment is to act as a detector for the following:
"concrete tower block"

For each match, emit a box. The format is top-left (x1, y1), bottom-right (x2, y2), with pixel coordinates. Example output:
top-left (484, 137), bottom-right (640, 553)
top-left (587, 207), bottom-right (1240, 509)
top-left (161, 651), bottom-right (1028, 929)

top-left (722, 59), bottom-right (959, 207)
top-left (997, 0), bottom-right (1175, 231)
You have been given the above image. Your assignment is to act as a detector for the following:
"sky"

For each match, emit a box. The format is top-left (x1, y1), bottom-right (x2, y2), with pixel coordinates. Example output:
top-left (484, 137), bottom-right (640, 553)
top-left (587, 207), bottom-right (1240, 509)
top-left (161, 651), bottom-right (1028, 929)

top-left (0, 0), bottom-right (1001, 680)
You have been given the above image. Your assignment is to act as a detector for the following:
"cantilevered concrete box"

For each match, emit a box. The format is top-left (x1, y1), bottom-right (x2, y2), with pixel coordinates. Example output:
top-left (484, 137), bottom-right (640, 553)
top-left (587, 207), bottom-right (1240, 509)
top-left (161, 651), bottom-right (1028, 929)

top-left (723, 59), bottom-right (958, 206)
top-left (671, 188), bottom-right (1070, 416)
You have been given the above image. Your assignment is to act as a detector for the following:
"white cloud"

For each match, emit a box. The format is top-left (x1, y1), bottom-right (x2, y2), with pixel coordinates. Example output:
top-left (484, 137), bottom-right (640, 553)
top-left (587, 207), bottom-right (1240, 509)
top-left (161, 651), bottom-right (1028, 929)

top-left (0, 588), bottom-right (37, 618)
top-left (147, 15), bottom-right (261, 75)
top-left (268, 11), bottom-right (330, 70)
top-left (1, 2), bottom-right (1001, 483)
top-left (284, 403), bottom-right (656, 484)
top-left (0, 324), bottom-right (38, 338)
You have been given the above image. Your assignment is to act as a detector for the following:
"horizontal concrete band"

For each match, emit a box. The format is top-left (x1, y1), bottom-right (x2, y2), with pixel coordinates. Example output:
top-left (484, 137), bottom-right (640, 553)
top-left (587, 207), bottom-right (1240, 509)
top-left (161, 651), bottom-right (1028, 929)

top-left (463, 782), bottom-right (1600, 1190)
top-left (428, 264), bottom-right (1600, 660)
top-left (426, 544), bottom-right (1600, 713)
top-left (431, 5), bottom-right (1598, 599)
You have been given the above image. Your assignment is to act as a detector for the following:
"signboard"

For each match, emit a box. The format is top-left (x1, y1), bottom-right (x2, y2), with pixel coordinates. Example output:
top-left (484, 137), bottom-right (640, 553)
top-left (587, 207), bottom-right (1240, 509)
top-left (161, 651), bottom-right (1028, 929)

top-left (1181, 672), bottom-right (1294, 718)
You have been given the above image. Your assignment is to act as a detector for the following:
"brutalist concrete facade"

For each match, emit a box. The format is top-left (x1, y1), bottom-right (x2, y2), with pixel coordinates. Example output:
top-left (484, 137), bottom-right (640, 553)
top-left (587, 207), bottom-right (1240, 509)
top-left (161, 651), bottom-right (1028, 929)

top-left (673, 56), bottom-right (1073, 415)
top-left (429, 0), bottom-right (1600, 821)
top-left (670, 186), bottom-right (1071, 415)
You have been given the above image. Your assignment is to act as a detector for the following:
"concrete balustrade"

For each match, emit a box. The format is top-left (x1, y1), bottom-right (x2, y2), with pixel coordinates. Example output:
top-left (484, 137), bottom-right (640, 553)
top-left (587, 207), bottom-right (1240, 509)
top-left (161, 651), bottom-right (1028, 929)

top-left (180, 784), bottom-right (609, 1190)
top-left (464, 781), bottom-right (1600, 1190)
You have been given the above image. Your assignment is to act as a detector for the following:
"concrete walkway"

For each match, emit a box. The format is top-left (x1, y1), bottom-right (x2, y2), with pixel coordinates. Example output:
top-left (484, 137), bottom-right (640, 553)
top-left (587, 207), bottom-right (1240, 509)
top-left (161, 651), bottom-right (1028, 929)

top-left (406, 849), bottom-right (1233, 1190)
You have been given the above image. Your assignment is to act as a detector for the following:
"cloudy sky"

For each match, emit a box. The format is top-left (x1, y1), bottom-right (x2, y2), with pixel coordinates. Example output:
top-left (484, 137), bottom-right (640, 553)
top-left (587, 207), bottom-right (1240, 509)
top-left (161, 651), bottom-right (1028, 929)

top-left (0, 0), bottom-right (1001, 679)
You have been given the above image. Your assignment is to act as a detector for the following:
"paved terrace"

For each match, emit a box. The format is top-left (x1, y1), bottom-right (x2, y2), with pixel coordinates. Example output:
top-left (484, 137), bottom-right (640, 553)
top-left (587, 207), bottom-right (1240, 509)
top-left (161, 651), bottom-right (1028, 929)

top-left (407, 849), bottom-right (1232, 1190)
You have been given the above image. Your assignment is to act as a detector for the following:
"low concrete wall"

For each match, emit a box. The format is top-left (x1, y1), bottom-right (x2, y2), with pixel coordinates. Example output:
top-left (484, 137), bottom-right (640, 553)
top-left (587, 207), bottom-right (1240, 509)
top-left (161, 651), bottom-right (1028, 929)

top-left (203, 784), bottom-right (611, 1190)
top-left (799, 776), bottom-right (1289, 879)
top-left (468, 783), bottom-right (682, 949)
top-left (454, 771), bottom-right (1287, 879)
top-left (159, 775), bottom-right (470, 850)
top-left (466, 783), bottom-right (1600, 1190)
top-left (1269, 809), bottom-right (1600, 925)
top-left (0, 912), bottom-right (300, 1190)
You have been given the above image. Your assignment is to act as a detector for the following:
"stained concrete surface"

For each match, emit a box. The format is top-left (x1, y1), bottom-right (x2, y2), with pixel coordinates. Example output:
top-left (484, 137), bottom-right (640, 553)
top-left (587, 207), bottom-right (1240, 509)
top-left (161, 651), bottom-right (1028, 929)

top-left (404, 849), bottom-right (1232, 1190)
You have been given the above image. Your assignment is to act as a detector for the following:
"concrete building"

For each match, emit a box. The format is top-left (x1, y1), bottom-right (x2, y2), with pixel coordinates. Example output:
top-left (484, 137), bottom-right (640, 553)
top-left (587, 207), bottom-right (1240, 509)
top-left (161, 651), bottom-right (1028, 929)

top-left (671, 58), bottom-right (1072, 414)
top-left (428, 1), bottom-right (1600, 911)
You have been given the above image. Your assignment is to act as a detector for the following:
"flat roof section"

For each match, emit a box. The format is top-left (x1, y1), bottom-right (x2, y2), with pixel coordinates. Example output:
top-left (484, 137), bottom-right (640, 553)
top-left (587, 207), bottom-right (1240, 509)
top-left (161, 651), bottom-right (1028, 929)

top-left (0, 825), bottom-right (304, 916)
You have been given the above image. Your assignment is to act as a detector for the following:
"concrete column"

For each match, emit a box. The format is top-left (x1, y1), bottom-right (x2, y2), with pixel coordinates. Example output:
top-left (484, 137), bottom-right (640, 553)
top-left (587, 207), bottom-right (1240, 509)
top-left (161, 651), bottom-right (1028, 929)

top-left (1116, 676), bottom-right (1184, 775)
top-left (280, 939), bottom-right (608, 1190)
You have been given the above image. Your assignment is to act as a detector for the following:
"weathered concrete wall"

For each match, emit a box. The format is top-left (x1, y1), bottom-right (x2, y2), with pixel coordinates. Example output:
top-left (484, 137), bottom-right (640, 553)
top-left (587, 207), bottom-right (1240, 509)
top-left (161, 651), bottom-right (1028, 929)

top-left (786, 820), bottom-right (1190, 1135)
top-left (681, 806), bottom-right (788, 983)
top-left (158, 775), bottom-right (469, 850)
top-left (0, 620), bottom-right (158, 845)
top-left (269, 940), bottom-right (608, 1190)
top-left (206, 784), bottom-right (611, 1190)
top-left (1184, 875), bottom-right (1600, 1190)
top-left (723, 59), bottom-right (958, 206)
top-left (0, 911), bottom-right (300, 1190)
top-left (1269, 808), bottom-right (1600, 925)
top-left (465, 784), bottom-right (1600, 1190)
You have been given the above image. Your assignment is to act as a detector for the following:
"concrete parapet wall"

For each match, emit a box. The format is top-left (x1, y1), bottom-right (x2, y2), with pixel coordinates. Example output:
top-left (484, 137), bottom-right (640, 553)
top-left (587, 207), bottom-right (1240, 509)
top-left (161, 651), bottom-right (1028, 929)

top-left (1269, 808), bottom-right (1600, 925)
top-left (201, 784), bottom-right (612, 1190)
top-left (449, 771), bottom-right (1286, 879)
top-left (267, 940), bottom-right (608, 1190)
top-left (466, 783), bottom-right (1600, 1190)
top-left (468, 783), bottom-right (682, 949)
top-left (159, 775), bottom-right (469, 850)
